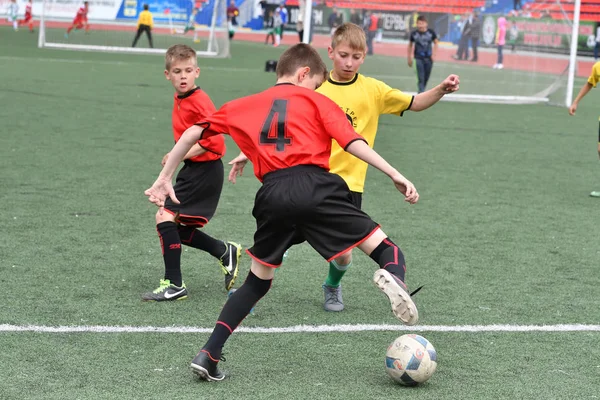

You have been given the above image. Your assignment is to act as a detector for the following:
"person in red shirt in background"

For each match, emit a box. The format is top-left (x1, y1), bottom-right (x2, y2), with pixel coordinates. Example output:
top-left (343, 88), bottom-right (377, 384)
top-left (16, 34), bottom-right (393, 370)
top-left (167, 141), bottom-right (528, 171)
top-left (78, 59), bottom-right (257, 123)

top-left (141, 44), bottom-right (242, 302)
top-left (365, 10), bottom-right (378, 55)
top-left (226, 0), bottom-right (239, 39)
top-left (145, 43), bottom-right (433, 381)
top-left (19, 0), bottom-right (34, 33)
top-left (65, 1), bottom-right (89, 38)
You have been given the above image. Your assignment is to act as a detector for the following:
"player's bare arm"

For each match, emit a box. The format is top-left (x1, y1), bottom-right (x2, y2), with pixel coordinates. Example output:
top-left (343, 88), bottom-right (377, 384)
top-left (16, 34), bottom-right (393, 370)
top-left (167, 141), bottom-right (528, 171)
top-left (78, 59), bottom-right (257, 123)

top-left (184, 143), bottom-right (207, 160)
top-left (569, 82), bottom-right (593, 115)
top-left (145, 125), bottom-right (205, 207)
top-left (407, 42), bottom-right (414, 68)
top-left (228, 152), bottom-right (249, 184)
top-left (345, 140), bottom-right (419, 204)
top-left (411, 74), bottom-right (460, 111)
top-left (432, 38), bottom-right (439, 61)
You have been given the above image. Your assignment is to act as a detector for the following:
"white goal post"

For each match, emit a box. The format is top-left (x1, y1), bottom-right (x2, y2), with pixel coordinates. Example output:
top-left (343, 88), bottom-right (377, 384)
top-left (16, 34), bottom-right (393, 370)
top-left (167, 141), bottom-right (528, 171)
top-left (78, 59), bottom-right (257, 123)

top-left (37, 0), bottom-right (230, 58)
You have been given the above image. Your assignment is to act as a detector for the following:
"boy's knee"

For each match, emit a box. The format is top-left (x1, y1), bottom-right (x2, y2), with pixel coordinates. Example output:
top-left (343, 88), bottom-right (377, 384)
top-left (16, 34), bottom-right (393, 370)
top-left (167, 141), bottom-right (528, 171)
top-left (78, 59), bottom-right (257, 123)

top-left (334, 251), bottom-right (353, 266)
top-left (155, 209), bottom-right (176, 224)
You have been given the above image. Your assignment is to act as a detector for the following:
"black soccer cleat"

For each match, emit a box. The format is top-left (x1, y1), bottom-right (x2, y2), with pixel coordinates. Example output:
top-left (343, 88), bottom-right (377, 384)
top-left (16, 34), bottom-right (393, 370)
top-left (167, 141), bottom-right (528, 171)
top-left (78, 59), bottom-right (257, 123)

top-left (190, 350), bottom-right (225, 382)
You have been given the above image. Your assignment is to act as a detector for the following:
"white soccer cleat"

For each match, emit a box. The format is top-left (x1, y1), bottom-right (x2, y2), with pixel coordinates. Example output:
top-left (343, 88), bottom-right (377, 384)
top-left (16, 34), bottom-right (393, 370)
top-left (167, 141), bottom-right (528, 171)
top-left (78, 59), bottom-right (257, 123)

top-left (373, 269), bottom-right (419, 326)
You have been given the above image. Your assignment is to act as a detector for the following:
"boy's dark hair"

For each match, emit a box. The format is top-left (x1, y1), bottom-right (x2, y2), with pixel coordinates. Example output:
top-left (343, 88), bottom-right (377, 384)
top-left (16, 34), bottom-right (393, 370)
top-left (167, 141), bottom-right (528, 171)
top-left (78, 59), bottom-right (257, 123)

top-left (143, 4), bottom-right (149, 10)
top-left (417, 16), bottom-right (427, 22)
top-left (276, 43), bottom-right (327, 80)
top-left (165, 44), bottom-right (197, 70)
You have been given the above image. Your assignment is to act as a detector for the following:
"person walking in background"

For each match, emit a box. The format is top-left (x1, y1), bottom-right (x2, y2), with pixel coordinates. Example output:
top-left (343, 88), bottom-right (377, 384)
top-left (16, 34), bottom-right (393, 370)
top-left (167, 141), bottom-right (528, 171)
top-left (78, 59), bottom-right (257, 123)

top-left (132, 4), bottom-right (154, 48)
top-left (408, 15), bottom-right (438, 93)
top-left (227, 0), bottom-right (239, 39)
top-left (469, 10), bottom-right (481, 62)
top-left (493, 15), bottom-right (507, 69)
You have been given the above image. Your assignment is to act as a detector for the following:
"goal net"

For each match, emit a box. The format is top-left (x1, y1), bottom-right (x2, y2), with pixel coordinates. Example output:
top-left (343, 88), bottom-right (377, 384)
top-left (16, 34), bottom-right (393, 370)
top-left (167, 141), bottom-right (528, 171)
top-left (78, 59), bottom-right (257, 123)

top-left (303, 0), bottom-right (596, 106)
top-left (37, 0), bottom-right (230, 57)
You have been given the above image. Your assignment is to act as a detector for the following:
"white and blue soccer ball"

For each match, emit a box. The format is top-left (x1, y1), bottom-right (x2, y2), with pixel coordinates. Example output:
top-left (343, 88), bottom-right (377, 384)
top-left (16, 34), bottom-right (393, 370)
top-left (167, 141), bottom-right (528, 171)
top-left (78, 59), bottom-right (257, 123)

top-left (385, 334), bottom-right (437, 386)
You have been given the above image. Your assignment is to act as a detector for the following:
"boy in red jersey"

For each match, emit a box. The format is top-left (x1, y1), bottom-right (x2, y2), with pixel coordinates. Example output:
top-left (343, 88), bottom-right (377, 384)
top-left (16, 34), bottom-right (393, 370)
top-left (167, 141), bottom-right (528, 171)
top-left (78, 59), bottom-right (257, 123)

top-left (145, 44), bottom-right (426, 381)
top-left (65, 1), bottom-right (89, 38)
top-left (19, 0), bottom-right (33, 32)
top-left (142, 45), bottom-right (241, 302)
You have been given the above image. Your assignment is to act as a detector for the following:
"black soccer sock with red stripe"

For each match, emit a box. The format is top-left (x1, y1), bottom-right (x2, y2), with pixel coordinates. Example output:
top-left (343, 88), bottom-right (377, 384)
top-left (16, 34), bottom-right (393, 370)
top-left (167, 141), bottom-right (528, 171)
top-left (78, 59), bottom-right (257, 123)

top-left (178, 226), bottom-right (227, 260)
top-left (369, 238), bottom-right (406, 282)
top-left (157, 222), bottom-right (183, 287)
top-left (202, 271), bottom-right (272, 359)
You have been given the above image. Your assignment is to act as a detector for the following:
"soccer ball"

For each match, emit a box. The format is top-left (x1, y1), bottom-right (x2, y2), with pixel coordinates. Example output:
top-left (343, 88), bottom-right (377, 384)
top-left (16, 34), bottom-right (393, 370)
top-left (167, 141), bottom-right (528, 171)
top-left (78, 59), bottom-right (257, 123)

top-left (385, 334), bottom-right (437, 386)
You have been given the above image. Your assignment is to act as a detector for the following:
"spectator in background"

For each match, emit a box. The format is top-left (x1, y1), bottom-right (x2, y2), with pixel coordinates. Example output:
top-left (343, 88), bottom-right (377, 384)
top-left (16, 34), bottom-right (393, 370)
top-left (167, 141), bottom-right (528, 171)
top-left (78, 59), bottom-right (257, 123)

top-left (453, 13), bottom-right (471, 60)
top-left (493, 15), bottom-right (507, 69)
top-left (595, 23), bottom-right (599, 60)
top-left (514, 0), bottom-right (522, 11)
top-left (328, 7), bottom-right (342, 36)
top-left (365, 10), bottom-right (378, 55)
top-left (278, 3), bottom-right (288, 41)
top-left (376, 13), bottom-right (384, 42)
top-left (349, 8), bottom-right (361, 26)
top-left (227, 0), bottom-right (239, 39)
top-left (469, 10), bottom-right (481, 62)
top-left (508, 19), bottom-right (518, 52)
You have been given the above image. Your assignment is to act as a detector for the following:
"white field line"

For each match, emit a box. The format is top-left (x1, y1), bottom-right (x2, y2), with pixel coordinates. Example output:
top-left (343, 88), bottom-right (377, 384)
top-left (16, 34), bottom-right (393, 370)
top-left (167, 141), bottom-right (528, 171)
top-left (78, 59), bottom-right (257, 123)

top-left (1, 323), bottom-right (600, 334)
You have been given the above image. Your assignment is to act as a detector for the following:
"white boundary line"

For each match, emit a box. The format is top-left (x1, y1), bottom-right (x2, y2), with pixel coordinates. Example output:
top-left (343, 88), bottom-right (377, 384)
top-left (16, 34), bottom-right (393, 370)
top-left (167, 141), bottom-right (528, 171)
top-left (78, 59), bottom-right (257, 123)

top-left (1, 324), bottom-right (600, 334)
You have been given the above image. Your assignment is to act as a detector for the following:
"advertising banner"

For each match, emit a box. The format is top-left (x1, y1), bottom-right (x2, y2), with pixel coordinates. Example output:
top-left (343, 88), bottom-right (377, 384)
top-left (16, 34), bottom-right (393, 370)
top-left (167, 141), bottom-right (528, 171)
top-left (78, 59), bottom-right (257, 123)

top-left (481, 15), bottom-right (597, 54)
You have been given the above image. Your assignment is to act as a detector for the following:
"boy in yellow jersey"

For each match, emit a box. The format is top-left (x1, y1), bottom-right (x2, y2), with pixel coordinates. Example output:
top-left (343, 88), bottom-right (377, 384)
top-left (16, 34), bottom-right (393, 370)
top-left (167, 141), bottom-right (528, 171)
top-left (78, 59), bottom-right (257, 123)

top-left (132, 4), bottom-right (154, 48)
top-left (315, 23), bottom-right (459, 311)
top-left (569, 61), bottom-right (600, 197)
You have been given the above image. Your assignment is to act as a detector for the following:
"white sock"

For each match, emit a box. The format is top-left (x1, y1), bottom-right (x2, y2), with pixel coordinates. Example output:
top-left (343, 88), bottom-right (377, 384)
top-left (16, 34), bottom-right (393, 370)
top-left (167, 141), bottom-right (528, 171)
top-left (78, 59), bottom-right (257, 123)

top-left (275, 35), bottom-right (280, 46)
top-left (13, 21), bottom-right (18, 30)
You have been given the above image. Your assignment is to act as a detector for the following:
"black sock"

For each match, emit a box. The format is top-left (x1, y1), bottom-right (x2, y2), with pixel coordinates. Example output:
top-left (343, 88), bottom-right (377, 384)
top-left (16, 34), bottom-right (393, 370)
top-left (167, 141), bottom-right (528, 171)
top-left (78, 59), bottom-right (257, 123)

top-left (178, 226), bottom-right (227, 260)
top-left (369, 238), bottom-right (406, 282)
top-left (157, 222), bottom-right (183, 287)
top-left (203, 271), bottom-right (272, 359)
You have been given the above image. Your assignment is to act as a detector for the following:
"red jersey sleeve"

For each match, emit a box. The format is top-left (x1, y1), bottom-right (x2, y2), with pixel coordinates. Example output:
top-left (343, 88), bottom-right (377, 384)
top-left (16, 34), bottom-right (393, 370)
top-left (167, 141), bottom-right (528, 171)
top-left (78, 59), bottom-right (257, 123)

top-left (195, 103), bottom-right (230, 140)
top-left (317, 94), bottom-right (366, 149)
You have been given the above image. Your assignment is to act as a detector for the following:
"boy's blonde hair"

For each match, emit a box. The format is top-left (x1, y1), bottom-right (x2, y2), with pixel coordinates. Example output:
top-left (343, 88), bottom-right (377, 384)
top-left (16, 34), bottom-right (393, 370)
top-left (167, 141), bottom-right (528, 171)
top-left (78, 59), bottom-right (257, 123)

top-left (165, 44), bottom-right (197, 70)
top-left (331, 23), bottom-right (367, 52)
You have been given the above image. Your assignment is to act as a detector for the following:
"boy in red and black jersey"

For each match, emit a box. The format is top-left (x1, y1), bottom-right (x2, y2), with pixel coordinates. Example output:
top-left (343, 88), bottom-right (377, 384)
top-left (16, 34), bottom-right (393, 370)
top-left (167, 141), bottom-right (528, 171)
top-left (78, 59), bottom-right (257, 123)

top-left (145, 44), bottom-right (420, 380)
top-left (142, 44), bottom-right (241, 302)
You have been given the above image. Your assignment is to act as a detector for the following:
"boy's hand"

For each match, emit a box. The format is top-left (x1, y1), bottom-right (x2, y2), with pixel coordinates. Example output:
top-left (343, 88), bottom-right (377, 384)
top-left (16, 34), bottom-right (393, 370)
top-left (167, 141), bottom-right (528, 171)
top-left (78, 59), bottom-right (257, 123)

top-left (440, 74), bottom-right (460, 94)
top-left (145, 177), bottom-right (179, 208)
top-left (568, 103), bottom-right (577, 116)
top-left (228, 153), bottom-right (249, 184)
top-left (391, 174), bottom-right (419, 204)
top-left (161, 152), bottom-right (169, 166)
top-left (407, 57), bottom-right (413, 68)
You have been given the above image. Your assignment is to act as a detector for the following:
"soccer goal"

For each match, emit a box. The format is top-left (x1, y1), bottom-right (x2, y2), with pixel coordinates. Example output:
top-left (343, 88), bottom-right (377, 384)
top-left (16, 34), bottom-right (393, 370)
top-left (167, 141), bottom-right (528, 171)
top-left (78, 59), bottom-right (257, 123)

top-left (37, 0), bottom-right (230, 58)
top-left (307, 0), bottom-right (594, 106)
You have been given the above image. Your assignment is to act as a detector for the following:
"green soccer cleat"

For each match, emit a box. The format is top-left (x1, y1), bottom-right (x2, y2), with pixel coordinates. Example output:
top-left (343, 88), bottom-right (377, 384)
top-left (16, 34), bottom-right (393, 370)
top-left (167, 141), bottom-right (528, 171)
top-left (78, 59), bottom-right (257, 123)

top-left (590, 191), bottom-right (600, 198)
top-left (220, 242), bottom-right (242, 291)
top-left (142, 279), bottom-right (188, 301)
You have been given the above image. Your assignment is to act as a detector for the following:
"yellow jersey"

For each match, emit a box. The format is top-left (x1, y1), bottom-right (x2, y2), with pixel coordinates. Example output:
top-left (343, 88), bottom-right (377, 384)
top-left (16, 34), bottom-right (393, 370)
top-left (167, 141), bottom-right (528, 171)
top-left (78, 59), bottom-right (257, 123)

top-left (588, 61), bottom-right (600, 88)
top-left (316, 72), bottom-right (414, 193)
top-left (137, 10), bottom-right (153, 28)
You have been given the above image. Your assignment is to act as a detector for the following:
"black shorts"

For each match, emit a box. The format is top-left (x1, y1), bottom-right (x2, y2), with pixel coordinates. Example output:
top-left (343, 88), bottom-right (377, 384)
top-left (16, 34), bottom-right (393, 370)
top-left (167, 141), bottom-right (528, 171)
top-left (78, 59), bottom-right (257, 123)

top-left (164, 159), bottom-right (224, 227)
top-left (247, 165), bottom-right (380, 267)
top-left (349, 191), bottom-right (363, 209)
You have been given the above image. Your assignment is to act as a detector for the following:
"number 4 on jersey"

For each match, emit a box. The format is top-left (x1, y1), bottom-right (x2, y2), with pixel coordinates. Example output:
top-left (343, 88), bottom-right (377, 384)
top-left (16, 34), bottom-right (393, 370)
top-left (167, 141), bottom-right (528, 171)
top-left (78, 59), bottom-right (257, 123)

top-left (260, 99), bottom-right (291, 152)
